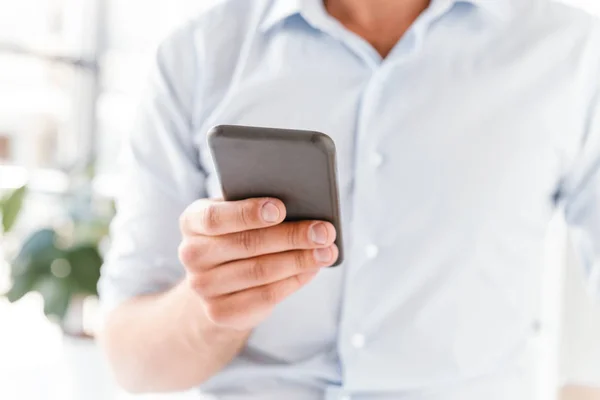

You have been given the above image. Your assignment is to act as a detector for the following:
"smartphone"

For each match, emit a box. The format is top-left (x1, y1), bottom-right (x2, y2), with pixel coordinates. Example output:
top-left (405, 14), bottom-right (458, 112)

top-left (207, 125), bottom-right (344, 266)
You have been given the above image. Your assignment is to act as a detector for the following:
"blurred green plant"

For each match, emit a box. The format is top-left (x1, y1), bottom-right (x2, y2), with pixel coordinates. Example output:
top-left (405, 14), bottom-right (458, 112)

top-left (2, 182), bottom-right (113, 330)
top-left (6, 228), bottom-right (104, 322)
top-left (0, 185), bottom-right (27, 233)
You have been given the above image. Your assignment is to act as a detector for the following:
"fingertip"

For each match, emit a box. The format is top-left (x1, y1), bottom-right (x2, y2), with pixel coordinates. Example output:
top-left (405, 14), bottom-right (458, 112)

top-left (313, 243), bottom-right (339, 267)
top-left (330, 243), bottom-right (339, 261)
top-left (300, 268), bottom-right (320, 282)
top-left (325, 222), bottom-right (337, 244)
top-left (260, 198), bottom-right (286, 224)
top-left (181, 198), bottom-right (219, 235)
top-left (270, 198), bottom-right (287, 219)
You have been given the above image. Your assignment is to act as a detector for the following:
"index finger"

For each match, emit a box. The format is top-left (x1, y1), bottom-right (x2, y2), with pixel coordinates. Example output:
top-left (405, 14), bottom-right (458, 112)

top-left (180, 197), bottom-right (286, 236)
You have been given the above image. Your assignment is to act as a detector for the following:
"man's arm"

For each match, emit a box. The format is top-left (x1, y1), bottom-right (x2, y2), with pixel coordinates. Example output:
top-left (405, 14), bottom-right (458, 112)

top-left (561, 385), bottom-right (600, 400)
top-left (99, 197), bottom-right (338, 393)
top-left (96, 20), bottom-right (338, 392)
top-left (99, 282), bottom-right (249, 393)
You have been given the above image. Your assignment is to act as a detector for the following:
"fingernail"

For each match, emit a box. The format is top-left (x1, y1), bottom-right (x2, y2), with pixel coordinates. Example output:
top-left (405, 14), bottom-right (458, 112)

top-left (310, 223), bottom-right (328, 245)
top-left (314, 247), bottom-right (332, 263)
top-left (261, 201), bottom-right (280, 223)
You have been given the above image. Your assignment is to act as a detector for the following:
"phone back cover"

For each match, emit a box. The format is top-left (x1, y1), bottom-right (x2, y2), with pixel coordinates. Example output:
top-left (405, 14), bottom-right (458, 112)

top-left (208, 125), bottom-right (344, 266)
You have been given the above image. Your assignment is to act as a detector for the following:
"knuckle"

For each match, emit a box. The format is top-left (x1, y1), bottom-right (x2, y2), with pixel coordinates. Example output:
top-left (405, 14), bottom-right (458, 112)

top-left (178, 240), bottom-right (197, 266)
top-left (293, 251), bottom-right (310, 271)
top-left (236, 230), bottom-right (260, 254)
top-left (201, 203), bottom-right (220, 234)
top-left (238, 202), bottom-right (257, 227)
top-left (204, 301), bottom-right (230, 325)
top-left (259, 286), bottom-right (279, 306)
top-left (286, 223), bottom-right (303, 248)
top-left (190, 273), bottom-right (213, 297)
top-left (245, 259), bottom-right (269, 282)
top-left (178, 239), bottom-right (210, 267)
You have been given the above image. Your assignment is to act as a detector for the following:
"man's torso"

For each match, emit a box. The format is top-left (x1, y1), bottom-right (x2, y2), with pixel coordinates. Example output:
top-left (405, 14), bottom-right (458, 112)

top-left (153, 0), bottom-right (600, 398)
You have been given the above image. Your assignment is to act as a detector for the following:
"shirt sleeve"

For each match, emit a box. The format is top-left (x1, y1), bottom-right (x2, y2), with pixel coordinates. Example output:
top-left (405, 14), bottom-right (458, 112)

top-left (98, 24), bottom-right (207, 313)
top-left (561, 84), bottom-right (600, 296)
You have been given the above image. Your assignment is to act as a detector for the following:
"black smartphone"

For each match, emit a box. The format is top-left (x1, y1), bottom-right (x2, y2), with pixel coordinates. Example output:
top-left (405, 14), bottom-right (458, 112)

top-left (207, 125), bottom-right (344, 266)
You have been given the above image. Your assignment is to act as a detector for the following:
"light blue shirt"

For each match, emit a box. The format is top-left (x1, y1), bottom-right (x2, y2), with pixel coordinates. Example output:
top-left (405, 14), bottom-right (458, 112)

top-left (99, 0), bottom-right (600, 399)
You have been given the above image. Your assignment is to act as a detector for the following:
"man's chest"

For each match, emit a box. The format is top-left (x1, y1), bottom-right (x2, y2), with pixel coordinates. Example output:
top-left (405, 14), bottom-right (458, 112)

top-left (194, 46), bottom-right (584, 233)
top-left (188, 47), bottom-right (584, 384)
top-left (186, 4), bottom-right (600, 390)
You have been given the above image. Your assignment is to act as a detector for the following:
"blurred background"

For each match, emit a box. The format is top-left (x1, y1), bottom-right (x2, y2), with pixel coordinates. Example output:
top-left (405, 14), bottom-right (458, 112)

top-left (0, 1), bottom-right (600, 400)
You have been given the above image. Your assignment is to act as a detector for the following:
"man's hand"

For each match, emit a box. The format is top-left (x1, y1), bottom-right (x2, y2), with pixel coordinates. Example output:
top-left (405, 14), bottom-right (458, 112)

top-left (178, 198), bottom-right (338, 331)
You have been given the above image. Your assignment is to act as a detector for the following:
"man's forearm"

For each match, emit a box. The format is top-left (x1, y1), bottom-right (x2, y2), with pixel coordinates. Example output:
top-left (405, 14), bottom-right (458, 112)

top-left (99, 281), bottom-right (250, 393)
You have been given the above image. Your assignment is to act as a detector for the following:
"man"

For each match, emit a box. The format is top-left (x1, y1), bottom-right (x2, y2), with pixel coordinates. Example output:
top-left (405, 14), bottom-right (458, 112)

top-left (98, 0), bottom-right (600, 399)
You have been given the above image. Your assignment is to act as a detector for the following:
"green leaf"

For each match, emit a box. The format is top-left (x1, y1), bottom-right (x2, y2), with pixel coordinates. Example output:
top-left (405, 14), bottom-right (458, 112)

top-left (5, 272), bottom-right (38, 303)
top-left (66, 244), bottom-right (102, 295)
top-left (35, 276), bottom-right (72, 321)
top-left (6, 229), bottom-right (58, 301)
top-left (12, 229), bottom-right (61, 274)
top-left (15, 229), bottom-right (57, 257)
top-left (1, 185), bottom-right (27, 233)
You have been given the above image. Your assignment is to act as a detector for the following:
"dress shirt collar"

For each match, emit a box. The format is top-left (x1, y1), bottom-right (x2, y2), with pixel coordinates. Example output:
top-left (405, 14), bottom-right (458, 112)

top-left (259, 0), bottom-right (523, 32)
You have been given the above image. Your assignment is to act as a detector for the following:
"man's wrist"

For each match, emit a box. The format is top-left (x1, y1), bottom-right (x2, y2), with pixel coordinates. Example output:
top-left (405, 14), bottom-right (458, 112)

top-left (172, 279), bottom-right (251, 346)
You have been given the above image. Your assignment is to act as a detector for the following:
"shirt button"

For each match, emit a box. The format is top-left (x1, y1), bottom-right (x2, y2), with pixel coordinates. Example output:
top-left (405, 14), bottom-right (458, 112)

top-left (351, 333), bottom-right (366, 349)
top-left (532, 319), bottom-right (542, 335)
top-left (369, 152), bottom-right (384, 168)
top-left (365, 244), bottom-right (379, 259)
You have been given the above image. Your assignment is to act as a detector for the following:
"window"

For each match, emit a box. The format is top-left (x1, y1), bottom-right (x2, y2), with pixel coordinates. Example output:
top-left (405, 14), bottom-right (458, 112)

top-left (0, 2), bottom-right (599, 400)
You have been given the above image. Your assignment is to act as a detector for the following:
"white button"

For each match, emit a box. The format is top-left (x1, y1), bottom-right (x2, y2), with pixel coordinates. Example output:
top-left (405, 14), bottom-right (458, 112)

top-left (369, 152), bottom-right (384, 168)
top-left (532, 320), bottom-right (542, 335)
top-left (365, 244), bottom-right (379, 259)
top-left (340, 396), bottom-right (351, 400)
top-left (351, 333), bottom-right (366, 349)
